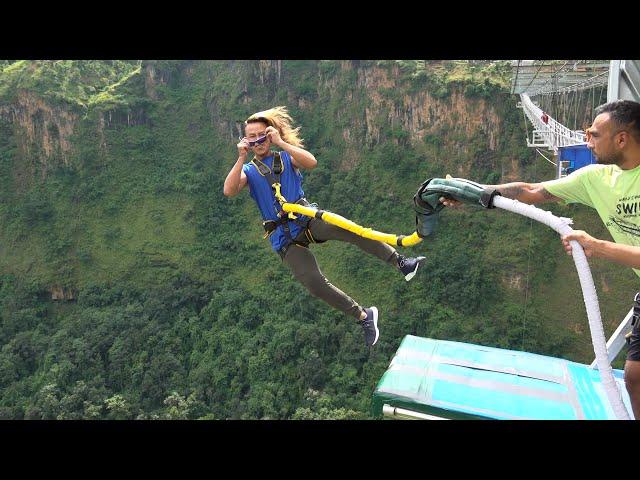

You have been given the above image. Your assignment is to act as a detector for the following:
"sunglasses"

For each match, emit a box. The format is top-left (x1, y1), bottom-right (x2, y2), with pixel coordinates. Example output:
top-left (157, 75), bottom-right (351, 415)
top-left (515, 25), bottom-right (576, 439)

top-left (241, 134), bottom-right (269, 147)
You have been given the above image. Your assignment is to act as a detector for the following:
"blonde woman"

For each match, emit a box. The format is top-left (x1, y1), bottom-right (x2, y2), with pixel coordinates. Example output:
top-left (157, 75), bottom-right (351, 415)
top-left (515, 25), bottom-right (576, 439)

top-left (224, 106), bottom-right (425, 347)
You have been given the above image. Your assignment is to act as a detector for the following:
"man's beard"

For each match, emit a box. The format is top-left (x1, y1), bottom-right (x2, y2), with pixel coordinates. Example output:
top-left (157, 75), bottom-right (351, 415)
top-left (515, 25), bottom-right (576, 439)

top-left (595, 150), bottom-right (624, 165)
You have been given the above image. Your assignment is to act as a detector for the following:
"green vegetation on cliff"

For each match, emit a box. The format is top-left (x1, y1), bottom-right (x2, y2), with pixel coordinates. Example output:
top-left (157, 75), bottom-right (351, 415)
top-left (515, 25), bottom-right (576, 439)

top-left (0, 60), bottom-right (635, 419)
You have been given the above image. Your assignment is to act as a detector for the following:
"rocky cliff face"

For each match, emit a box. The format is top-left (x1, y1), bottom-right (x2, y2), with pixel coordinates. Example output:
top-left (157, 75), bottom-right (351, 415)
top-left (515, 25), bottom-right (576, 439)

top-left (248, 60), bottom-right (512, 177)
top-left (0, 60), bottom-right (514, 185)
top-left (0, 90), bottom-right (78, 185)
top-left (49, 286), bottom-right (77, 301)
top-left (352, 62), bottom-right (501, 149)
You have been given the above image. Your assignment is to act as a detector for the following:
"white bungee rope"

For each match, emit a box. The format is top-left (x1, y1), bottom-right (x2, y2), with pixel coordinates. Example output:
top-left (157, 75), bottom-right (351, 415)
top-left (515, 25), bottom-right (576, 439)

top-left (492, 195), bottom-right (630, 420)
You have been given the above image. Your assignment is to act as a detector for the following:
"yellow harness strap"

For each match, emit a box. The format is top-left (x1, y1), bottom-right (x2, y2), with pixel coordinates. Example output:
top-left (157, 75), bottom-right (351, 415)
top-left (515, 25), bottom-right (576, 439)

top-left (272, 183), bottom-right (297, 220)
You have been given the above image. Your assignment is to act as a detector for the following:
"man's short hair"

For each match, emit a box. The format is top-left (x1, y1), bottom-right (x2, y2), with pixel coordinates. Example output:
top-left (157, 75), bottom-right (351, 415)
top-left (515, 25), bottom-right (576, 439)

top-left (595, 99), bottom-right (640, 142)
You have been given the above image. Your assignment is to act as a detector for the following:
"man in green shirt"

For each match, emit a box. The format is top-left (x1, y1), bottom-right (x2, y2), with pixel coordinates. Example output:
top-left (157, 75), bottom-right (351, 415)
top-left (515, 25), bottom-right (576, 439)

top-left (442, 99), bottom-right (640, 419)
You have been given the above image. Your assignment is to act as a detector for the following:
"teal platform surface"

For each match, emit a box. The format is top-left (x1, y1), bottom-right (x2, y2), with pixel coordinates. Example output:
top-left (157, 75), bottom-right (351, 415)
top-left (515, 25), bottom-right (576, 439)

top-left (372, 335), bottom-right (632, 420)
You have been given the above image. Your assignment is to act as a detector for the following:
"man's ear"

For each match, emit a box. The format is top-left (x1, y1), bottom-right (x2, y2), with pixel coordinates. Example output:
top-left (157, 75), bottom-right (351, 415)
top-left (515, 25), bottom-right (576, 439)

top-left (617, 131), bottom-right (629, 148)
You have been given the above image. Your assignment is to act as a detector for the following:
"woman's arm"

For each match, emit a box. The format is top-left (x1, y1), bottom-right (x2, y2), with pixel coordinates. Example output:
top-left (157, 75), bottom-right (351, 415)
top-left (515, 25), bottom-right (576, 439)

top-left (223, 139), bottom-right (250, 197)
top-left (266, 126), bottom-right (317, 170)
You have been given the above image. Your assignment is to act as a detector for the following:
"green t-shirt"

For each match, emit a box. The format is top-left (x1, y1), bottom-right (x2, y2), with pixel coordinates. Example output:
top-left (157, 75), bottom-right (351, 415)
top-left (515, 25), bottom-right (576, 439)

top-left (542, 163), bottom-right (640, 278)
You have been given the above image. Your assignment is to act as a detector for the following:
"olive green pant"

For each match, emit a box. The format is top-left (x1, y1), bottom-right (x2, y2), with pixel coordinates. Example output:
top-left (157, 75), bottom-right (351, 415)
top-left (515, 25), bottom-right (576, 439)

top-left (281, 217), bottom-right (398, 319)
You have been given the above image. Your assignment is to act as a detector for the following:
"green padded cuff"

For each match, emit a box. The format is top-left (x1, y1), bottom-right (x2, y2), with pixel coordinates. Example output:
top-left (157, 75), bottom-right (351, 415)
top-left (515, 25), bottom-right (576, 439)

top-left (413, 179), bottom-right (445, 237)
top-left (420, 177), bottom-right (500, 209)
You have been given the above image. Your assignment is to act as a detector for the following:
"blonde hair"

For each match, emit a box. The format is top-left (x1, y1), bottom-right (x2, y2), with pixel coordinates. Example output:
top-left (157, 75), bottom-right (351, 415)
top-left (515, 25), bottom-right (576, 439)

top-left (246, 106), bottom-right (304, 147)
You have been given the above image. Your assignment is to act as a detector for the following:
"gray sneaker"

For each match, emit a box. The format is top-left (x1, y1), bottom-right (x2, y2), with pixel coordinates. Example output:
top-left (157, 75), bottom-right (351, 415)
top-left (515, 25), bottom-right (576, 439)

top-left (359, 306), bottom-right (379, 346)
top-left (398, 255), bottom-right (426, 282)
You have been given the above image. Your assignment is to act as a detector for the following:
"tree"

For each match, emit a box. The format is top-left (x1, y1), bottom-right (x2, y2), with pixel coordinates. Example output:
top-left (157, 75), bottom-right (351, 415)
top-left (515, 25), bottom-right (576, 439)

top-left (162, 391), bottom-right (200, 420)
top-left (105, 394), bottom-right (132, 420)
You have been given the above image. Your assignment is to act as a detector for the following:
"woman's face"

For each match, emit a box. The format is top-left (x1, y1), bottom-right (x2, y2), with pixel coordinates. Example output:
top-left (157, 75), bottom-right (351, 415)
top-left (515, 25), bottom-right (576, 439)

top-left (244, 121), bottom-right (270, 156)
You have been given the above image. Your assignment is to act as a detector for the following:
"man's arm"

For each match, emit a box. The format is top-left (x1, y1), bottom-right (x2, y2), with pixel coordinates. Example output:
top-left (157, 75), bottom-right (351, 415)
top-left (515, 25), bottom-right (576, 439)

top-left (485, 181), bottom-right (561, 205)
top-left (562, 230), bottom-right (640, 269)
top-left (440, 180), bottom-right (562, 207)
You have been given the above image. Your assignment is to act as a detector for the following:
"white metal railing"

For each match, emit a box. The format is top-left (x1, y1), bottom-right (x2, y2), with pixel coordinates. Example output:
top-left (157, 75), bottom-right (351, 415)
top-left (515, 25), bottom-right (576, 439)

top-left (520, 93), bottom-right (586, 153)
top-left (589, 307), bottom-right (635, 369)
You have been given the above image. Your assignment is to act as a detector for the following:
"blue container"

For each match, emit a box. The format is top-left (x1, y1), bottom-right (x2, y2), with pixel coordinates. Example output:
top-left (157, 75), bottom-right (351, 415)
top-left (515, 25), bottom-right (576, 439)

top-left (559, 144), bottom-right (595, 175)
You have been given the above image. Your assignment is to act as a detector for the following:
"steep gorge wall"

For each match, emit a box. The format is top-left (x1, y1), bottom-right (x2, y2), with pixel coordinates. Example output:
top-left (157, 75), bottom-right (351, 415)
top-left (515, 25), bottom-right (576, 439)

top-left (2, 60), bottom-right (626, 369)
top-left (353, 62), bottom-right (502, 150)
top-left (0, 60), bottom-right (518, 187)
top-left (0, 90), bottom-right (79, 185)
top-left (223, 60), bottom-right (516, 179)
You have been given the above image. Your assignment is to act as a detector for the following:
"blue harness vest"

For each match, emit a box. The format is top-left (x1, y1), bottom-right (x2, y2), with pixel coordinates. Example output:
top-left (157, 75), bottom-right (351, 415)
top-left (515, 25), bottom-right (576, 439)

top-left (242, 151), bottom-right (313, 253)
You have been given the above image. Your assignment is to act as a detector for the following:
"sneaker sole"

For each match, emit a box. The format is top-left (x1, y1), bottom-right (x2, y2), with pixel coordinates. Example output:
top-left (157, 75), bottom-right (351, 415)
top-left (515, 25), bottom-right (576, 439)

top-left (404, 257), bottom-right (426, 282)
top-left (370, 306), bottom-right (379, 346)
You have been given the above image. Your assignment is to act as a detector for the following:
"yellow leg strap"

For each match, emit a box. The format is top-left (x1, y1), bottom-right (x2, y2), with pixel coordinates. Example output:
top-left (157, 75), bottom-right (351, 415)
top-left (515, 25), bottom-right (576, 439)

top-left (282, 202), bottom-right (423, 247)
